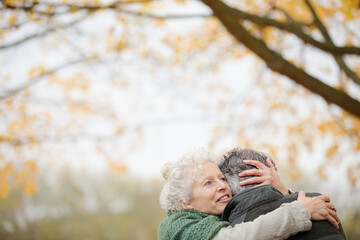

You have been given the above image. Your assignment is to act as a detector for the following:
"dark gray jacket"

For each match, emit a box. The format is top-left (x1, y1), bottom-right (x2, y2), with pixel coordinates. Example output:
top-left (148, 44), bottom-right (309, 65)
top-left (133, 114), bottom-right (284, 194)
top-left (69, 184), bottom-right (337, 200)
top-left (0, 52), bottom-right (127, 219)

top-left (221, 185), bottom-right (346, 240)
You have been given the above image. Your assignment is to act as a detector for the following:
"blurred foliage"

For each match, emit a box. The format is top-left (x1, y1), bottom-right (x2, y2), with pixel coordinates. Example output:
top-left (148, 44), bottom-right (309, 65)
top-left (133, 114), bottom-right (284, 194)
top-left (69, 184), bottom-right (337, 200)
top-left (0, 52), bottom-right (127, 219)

top-left (342, 215), bottom-right (360, 240)
top-left (0, 168), bottom-right (166, 240)
top-left (0, 0), bottom-right (359, 189)
top-left (0, 166), bottom-right (360, 239)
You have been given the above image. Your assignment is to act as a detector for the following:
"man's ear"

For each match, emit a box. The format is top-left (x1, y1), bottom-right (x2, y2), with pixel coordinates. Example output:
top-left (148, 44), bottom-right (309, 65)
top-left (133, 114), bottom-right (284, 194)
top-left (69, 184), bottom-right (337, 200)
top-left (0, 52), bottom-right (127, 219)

top-left (180, 200), bottom-right (193, 210)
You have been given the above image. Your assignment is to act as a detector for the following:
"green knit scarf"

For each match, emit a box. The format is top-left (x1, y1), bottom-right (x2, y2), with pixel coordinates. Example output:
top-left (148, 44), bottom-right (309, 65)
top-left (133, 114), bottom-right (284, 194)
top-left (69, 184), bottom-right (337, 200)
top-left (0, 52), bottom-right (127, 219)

top-left (158, 209), bottom-right (229, 240)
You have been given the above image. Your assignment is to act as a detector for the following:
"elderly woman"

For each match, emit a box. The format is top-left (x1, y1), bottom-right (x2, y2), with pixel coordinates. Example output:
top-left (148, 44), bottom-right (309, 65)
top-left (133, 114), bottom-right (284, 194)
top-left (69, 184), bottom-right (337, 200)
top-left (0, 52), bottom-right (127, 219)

top-left (158, 150), bottom-right (340, 240)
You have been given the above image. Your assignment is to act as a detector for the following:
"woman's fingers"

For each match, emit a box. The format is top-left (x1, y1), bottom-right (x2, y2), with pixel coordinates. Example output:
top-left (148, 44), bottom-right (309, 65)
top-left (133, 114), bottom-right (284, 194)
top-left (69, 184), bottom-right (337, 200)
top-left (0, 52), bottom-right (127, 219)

top-left (298, 190), bottom-right (305, 198)
top-left (238, 160), bottom-right (270, 177)
top-left (241, 160), bottom-right (266, 170)
top-left (326, 212), bottom-right (339, 229)
top-left (329, 209), bottom-right (340, 224)
top-left (325, 202), bottom-right (337, 212)
top-left (238, 168), bottom-right (264, 177)
top-left (297, 192), bottom-right (340, 229)
top-left (327, 203), bottom-right (340, 223)
top-left (266, 158), bottom-right (276, 169)
top-left (238, 159), bottom-right (289, 195)
top-left (239, 176), bottom-right (264, 186)
top-left (316, 194), bottom-right (331, 203)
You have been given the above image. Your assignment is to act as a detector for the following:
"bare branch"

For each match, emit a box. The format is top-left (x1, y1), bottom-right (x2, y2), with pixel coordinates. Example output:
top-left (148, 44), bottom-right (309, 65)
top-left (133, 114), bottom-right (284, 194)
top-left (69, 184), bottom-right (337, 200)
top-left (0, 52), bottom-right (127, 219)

top-left (0, 14), bottom-right (89, 50)
top-left (2, 1), bottom-right (210, 18)
top-left (304, 0), bottom-right (360, 86)
top-left (229, 6), bottom-right (360, 56)
top-left (0, 1), bottom-right (209, 50)
top-left (0, 58), bottom-right (85, 100)
top-left (0, 133), bottom-right (129, 145)
top-left (118, 9), bottom-right (210, 19)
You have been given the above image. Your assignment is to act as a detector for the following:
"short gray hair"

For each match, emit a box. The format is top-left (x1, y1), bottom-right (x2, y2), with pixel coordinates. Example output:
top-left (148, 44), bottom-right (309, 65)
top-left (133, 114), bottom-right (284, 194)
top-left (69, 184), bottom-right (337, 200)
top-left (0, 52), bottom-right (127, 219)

top-left (218, 147), bottom-right (276, 196)
top-left (159, 149), bottom-right (216, 212)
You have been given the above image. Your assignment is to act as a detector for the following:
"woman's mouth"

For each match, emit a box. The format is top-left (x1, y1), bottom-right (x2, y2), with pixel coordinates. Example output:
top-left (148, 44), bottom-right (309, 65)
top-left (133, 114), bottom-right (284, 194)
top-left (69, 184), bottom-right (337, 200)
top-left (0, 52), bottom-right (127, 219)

top-left (217, 194), bottom-right (230, 202)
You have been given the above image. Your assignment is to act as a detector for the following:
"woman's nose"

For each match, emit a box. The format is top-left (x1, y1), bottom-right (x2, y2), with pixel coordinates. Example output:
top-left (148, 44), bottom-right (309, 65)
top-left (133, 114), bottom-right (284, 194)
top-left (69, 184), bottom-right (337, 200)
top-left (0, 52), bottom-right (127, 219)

top-left (217, 180), bottom-right (227, 190)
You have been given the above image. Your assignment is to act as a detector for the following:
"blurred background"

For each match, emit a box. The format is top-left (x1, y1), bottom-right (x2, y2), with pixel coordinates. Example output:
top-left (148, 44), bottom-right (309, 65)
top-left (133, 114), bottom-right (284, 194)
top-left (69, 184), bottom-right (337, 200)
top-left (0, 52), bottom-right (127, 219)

top-left (1, 0), bottom-right (360, 239)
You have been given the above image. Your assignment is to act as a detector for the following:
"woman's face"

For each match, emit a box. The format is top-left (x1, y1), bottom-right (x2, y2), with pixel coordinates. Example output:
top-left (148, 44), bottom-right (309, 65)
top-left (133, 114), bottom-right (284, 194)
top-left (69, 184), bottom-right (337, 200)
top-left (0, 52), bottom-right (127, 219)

top-left (183, 161), bottom-right (232, 215)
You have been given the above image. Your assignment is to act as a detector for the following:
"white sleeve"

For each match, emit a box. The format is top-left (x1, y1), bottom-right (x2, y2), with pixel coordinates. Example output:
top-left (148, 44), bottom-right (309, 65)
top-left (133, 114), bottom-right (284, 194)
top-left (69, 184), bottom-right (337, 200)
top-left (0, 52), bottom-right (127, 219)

top-left (212, 201), bottom-right (311, 240)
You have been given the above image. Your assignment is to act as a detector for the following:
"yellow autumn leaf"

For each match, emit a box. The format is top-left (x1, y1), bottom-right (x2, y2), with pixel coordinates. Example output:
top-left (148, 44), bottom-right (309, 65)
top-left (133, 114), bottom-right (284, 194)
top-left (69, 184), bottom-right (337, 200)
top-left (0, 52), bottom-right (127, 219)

top-left (326, 145), bottom-right (338, 158)
top-left (24, 179), bottom-right (37, 196)
top-left (8, 119), bottom-right (23, 133)
top-left (0, 177), bottom-right (10, 198)
top-left (356, 140), bottom-right (360, 151)
top-left (273, 0), bottom-right (312, 23)
top-left (208, 140), bottom-right (215, 149)
top-left (107, 160), bottom-right (127, 174)
top-left (232, 48), bottom-right (250, 59)
top-left (45, 4), bottom-right (53, 15)
top-left (285, 167), bottom-right (302, 181)
top-left (117, 16), bottom-right (128, 25)
top-left (123, 0), bottom-right (143, 2)
top-left (106, 33), bottom-right (114, 52)
top-left (174, 0), bottom-right (185, 4)
top-left (318, 121), bottom-right (345, 136)
top-left (317, 166), bottom-right (328, 180)
top-left (1, 163), bottom-right (15, 177)
top-left (154, 18), bottom-right (166, 26)
top-left (343, 8), bottom-right (354, 19)
top-left (16, 171), bottom-right (26, 187)
top-left (341, 0), bottom-right (358, 19)
top-left (118, 80), bottom-right (129, 88)
top-left (29, 12), bottom-right (36, 21)
top-left (9, 15), bottom-right (17, 25)
top-left (68, 104), bottom-right (94, 115)
top-left (80, 105), bottom-right (95, 114)
top-left (115, 126), bottom-right (126, 135)
top-left (4, 0), bottom-right (20, 6)
top-left (28, 66), bottom-right (46, 79)
top-left (15, 161), bottom-right (37, 188)
top-left (25, 160), bottom-right (37, 173)
top-left (213, 125), bottom-right (222, 135)
top-left (347, 164), bottom-right (360, 187)
top-left (55, 73), bottom-right (89, 92)
top-left (353, 117), bottom-right (360, 134)
top-left (69, 5), bottom-right (78, 13)
top-left (116, 37), bottom-right (127, 53)
top-left (288, 156), bottom-right (296, 165)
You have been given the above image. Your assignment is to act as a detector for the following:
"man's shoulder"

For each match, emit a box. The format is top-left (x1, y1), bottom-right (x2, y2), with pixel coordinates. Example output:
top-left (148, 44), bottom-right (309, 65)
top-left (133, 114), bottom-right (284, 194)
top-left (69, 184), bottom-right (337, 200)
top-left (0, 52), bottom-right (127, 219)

top-left (237, 185), bottom-right (284, 196)
top-left (222, 185), bottom-right (285, 221)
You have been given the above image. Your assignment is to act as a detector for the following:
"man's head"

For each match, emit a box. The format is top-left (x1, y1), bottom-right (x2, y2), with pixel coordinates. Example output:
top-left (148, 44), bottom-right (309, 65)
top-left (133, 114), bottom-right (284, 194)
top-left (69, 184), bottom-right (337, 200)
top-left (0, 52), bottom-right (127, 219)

top-left (218, 147), bottom-right (277, 196)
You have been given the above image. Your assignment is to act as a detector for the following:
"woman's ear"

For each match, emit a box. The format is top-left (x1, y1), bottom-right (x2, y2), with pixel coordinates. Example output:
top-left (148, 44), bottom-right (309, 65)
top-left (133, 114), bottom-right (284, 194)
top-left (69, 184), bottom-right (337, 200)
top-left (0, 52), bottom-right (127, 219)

top-left (180, 200), bottom-right (193, 210)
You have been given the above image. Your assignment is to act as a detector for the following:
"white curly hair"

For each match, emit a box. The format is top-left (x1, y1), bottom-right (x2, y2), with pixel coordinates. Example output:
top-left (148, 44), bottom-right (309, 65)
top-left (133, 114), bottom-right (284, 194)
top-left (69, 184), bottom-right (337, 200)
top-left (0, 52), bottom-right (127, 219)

top-left (159, 149), bottom-right (216, 212)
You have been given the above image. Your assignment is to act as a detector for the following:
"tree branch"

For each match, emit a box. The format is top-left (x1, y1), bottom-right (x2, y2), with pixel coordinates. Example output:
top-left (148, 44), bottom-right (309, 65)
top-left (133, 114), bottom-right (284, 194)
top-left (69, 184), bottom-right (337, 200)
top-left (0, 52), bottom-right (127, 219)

top-left (0, 58), bottom-right (85, 100)
top-left (304, 0), bottom-right (360, 86)
top-left (0, 133), bottom-right (128, 145)
top-left (0, 15), bottom-right (89, 50)
top-left (228, 5), bottom-right (360, 56)
top-left (0, 2), bottom-right (210, 50)
top-left (2, 1), bottom-right (210, 18)
top-left (201, 0), bottom-right (360, 118)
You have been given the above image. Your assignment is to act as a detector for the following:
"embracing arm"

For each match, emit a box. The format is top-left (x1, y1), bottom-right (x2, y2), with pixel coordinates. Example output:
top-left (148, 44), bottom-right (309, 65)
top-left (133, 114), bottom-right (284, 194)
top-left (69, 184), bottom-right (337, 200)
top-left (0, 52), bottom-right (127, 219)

top-left (212, 201), bottom-right (311, 240)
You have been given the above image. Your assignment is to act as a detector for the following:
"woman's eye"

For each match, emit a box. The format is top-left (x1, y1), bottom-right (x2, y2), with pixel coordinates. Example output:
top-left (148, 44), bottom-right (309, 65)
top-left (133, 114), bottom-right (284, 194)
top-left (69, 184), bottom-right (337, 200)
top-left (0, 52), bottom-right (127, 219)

top-left (204, 181), bottom-right (212, 186)
top-left (221, 177), bottom-right (227, 182)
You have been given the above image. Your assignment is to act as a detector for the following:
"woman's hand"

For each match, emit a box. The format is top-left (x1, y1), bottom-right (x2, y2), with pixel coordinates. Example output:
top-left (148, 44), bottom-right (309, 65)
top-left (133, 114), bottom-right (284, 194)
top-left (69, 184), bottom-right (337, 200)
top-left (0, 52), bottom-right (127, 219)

top-left (297, 191), bottom-right (340, 229)
top-left (238, 158), bottom-right (289, 195)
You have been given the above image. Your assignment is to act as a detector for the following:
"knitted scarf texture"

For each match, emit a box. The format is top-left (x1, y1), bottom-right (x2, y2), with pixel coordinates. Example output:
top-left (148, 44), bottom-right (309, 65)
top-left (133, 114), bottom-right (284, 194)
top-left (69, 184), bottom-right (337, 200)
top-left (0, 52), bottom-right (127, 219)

top-left (158, 209), bottom-right (229, 240)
